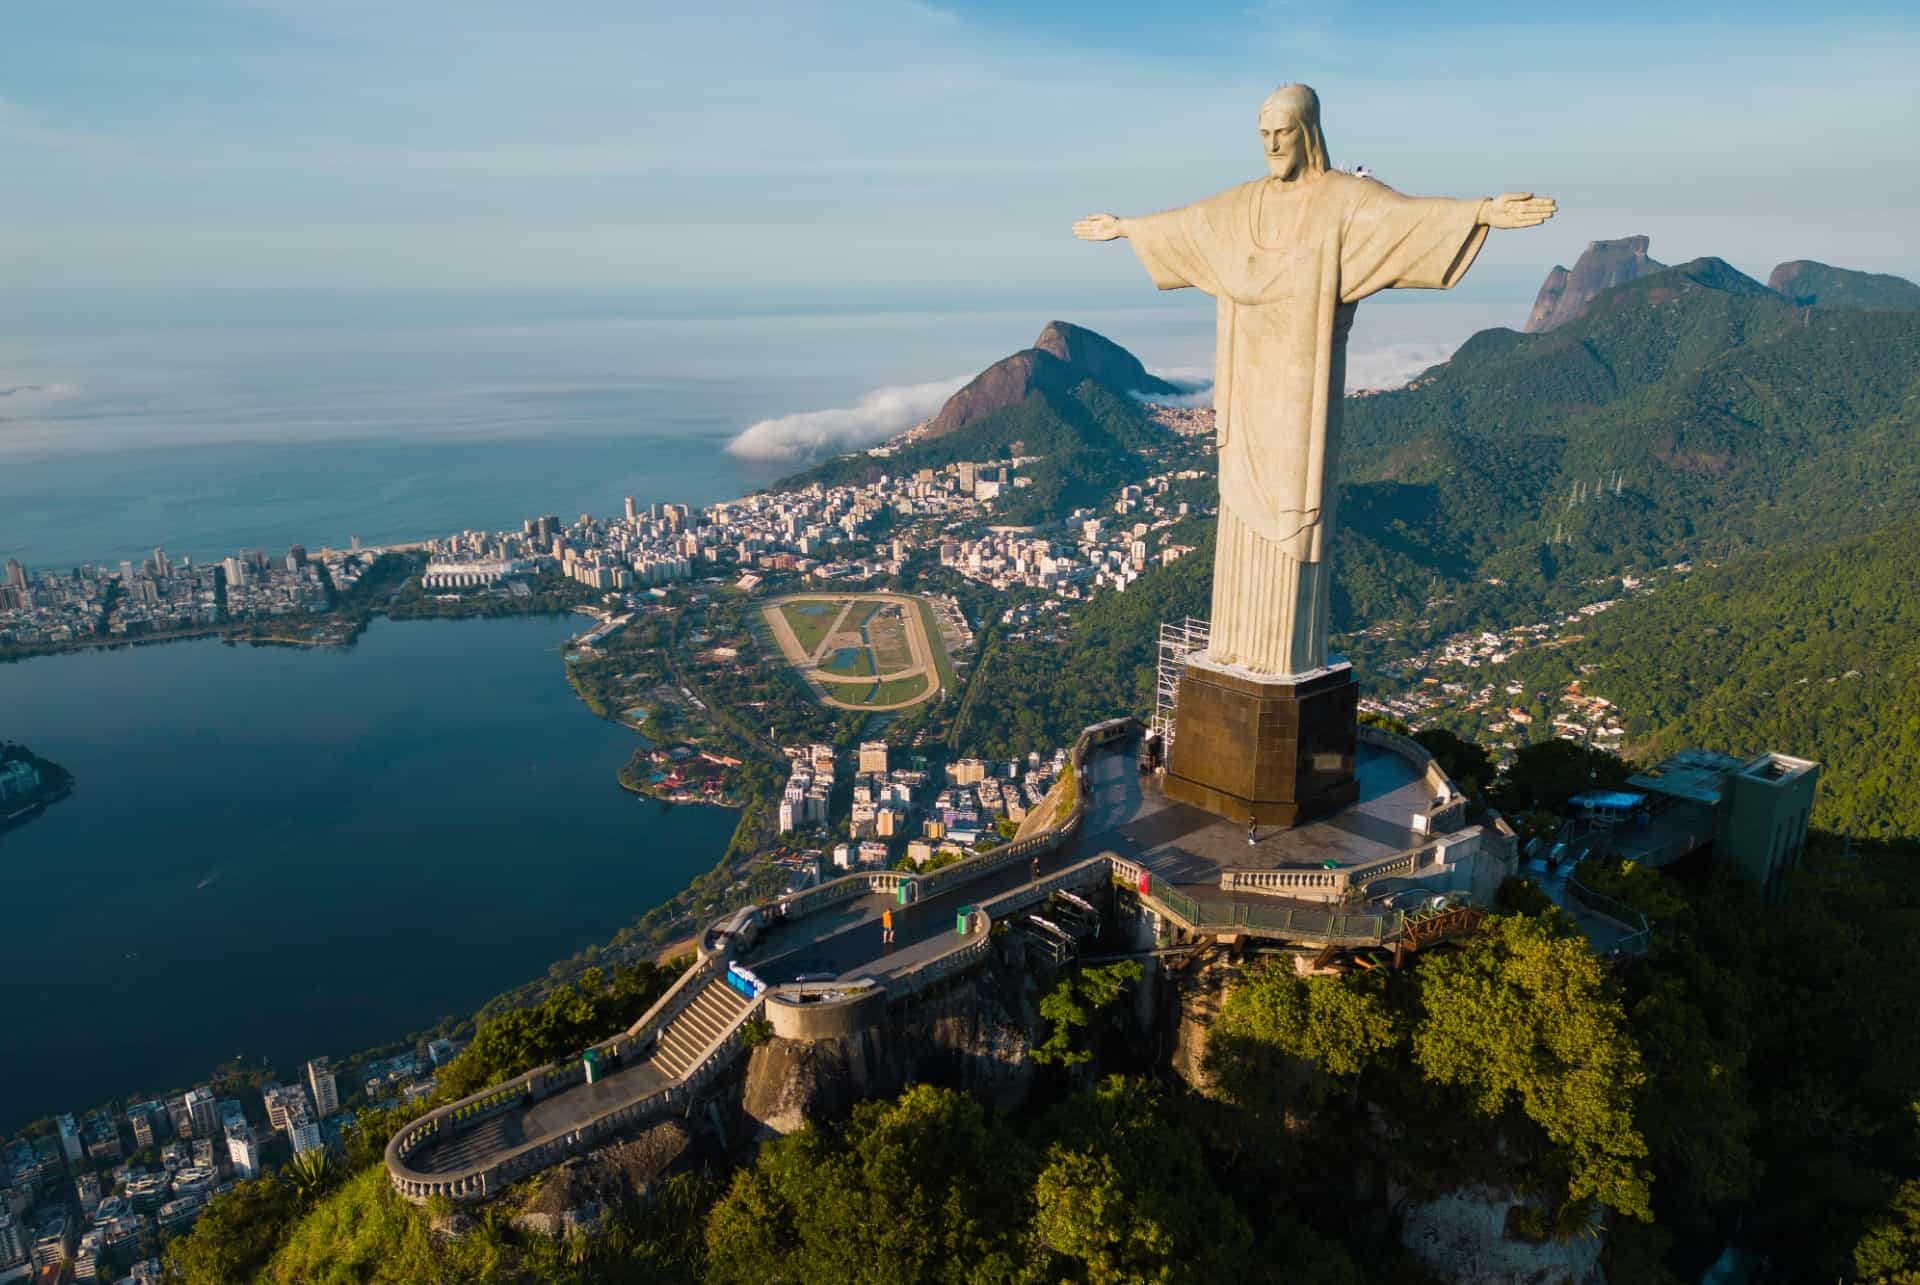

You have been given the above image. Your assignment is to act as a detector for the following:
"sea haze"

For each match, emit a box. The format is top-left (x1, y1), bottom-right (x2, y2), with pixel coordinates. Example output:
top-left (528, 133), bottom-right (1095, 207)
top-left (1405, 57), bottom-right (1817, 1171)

top-left (0, 614), bottom-right (739, 1135)
top-left (0, 287), bottom-right (1522, 568)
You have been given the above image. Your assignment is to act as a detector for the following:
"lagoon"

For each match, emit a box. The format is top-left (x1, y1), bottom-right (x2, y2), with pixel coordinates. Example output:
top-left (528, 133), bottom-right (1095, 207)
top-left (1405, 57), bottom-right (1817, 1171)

top-left (0, 614), bottom-right (736, 1133)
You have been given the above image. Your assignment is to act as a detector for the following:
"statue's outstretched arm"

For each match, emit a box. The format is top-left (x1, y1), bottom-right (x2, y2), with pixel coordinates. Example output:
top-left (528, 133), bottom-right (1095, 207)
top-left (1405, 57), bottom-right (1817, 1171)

top-left (1073, 213), bottom-right (1128, 242)
top-left (1479, 192), bottom-right (1557, 229)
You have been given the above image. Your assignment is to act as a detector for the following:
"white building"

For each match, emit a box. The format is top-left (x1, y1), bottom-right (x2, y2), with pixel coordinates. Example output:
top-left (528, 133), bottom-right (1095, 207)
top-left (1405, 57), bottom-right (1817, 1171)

top-left (306, 1057), bottom-right (339, 1118)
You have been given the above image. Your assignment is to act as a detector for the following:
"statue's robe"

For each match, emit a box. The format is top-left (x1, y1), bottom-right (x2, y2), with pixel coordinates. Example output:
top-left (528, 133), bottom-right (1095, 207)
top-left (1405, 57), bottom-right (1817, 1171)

top-left (1127, 172), bottom-right (1486, 675)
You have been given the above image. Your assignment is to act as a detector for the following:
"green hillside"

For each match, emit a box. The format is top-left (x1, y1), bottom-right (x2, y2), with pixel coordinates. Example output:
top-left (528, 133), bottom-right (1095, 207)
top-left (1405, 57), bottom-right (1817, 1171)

top-left (1335, 258), bottom-right (1920, 613)
top-left (1768, 259), bottom-right (1920, 310)
top-left (779, 375), bottom-right (1179, 525)
top-left (1490, 519), bottom-right (1920, 839)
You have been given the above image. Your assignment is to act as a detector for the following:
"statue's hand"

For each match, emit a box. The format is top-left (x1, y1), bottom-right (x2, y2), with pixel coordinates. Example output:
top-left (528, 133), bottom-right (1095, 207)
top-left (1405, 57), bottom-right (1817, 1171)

top-left (1073, 213), bottom-right (1126, 242)
top-left (1480, 192), bottom-right (1557, 229)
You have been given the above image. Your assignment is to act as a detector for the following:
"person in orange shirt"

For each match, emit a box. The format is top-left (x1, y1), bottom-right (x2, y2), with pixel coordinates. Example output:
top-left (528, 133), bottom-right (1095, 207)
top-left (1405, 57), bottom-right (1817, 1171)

top-left (882, 908), bottom-right (895, 946)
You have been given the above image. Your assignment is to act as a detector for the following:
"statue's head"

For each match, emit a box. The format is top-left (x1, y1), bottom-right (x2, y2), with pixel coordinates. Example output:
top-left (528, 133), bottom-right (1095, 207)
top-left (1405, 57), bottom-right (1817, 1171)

top-left (1258, 83), bottom-right (1329, 181)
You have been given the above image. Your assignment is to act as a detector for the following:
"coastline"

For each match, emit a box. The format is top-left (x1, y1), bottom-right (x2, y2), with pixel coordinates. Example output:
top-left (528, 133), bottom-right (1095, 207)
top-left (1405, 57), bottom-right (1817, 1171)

top-left (0, 612), bottom-right (745, 1137)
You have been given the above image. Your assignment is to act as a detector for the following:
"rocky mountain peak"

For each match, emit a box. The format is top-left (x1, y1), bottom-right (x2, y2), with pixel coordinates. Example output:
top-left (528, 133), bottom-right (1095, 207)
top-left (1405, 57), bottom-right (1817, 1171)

top-left (1523, 235), bottom-right (1663, 333)
top-left (921, 322), bottom-right (1175, 441)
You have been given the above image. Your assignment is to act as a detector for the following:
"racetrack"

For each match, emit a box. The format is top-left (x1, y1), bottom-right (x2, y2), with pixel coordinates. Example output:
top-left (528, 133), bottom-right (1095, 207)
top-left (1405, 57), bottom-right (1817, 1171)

top-left (761, 592), bottom-right (944, 711)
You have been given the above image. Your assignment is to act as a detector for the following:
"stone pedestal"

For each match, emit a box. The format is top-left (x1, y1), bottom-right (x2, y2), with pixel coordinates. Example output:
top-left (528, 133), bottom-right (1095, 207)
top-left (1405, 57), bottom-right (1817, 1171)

top-left (1163, 655), bottom-right (1359, 827)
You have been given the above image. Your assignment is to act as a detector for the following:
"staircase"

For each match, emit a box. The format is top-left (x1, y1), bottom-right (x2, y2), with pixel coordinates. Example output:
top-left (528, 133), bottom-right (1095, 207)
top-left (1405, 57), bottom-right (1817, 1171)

top-left (650, 978), bottom-right (756, 1080)
top-left (408, 1112), bottom-right (523, 1176)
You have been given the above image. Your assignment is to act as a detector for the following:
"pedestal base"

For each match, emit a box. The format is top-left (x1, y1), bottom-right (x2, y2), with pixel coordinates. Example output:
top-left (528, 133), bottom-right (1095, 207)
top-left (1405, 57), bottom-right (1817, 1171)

top-left (1163, 656), bottom-right (1359, 827)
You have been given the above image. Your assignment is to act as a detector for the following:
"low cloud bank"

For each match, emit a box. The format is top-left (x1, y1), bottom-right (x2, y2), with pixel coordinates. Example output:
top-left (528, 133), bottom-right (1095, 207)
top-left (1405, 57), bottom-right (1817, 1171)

top-left (1135, 366), bottom-right (1214, 408)
top-left (725, 376), bottom-right (968, 462)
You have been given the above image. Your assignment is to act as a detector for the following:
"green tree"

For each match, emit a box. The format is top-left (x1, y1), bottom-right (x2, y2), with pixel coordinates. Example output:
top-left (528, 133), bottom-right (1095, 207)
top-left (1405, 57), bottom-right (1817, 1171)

top-left (704, 1085), bottom-right (1028, 1285)
top-left (1857, 1173), bottom-right (1920, 1285)
top-left (1034, 961), bottom-right (1144, 1068)
top-left (162, 1174), bottom-right (304, 1284)
top-left (1412, 914), bottom-right (1652, 1220)
top-left (1030, 1077), bottom-right (1256, 1285)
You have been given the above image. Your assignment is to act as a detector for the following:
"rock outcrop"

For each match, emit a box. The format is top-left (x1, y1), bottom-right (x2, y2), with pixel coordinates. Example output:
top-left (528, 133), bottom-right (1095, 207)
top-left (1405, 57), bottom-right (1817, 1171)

top-left (921, 321), bottom-right (1178, 441)
top-left (739, 969), bottom-right (1036, 1138)
top-left (513, 1120), bottom-right (695, 1238)
top-left (1395, 1184), bottom-right (1605, 1284)
top-left (1767, 259), bottom-right (1920, 310)
top-left (1523, 236), bottom-right (1663, 332)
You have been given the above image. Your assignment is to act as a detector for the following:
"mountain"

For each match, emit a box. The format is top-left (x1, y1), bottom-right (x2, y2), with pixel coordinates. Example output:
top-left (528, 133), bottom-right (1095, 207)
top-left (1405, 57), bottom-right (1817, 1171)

top-left (1522, 235), bottom-right (1664, 332)
top-left (958, 254), bottom-right (1920, 762)
top-left (1489, 517), bottom-right (1920, 839)
top-left (921, 320), bottom-right (1179, 441)
top-left (1338, 256), bottom-right (1920, 602)
top-left (776, 323), bottom-right (1181, 524)
top-left (1766, 259), bottom-right (1920, 310)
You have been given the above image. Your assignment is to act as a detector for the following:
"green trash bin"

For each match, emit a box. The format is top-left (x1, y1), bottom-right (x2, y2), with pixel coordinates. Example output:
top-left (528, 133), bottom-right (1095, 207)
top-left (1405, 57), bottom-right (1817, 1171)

top-left (956, 907), bottom-right (974, 934)
top-left (582, 1048), bottom-right (603, 1085)
top-left (896, 883), bottom-right (912, 905)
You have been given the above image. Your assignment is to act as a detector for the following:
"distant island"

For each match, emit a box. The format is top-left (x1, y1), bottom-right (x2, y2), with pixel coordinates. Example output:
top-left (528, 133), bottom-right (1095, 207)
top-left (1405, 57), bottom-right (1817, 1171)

top-left (0, 741), bottom-right (73, 831)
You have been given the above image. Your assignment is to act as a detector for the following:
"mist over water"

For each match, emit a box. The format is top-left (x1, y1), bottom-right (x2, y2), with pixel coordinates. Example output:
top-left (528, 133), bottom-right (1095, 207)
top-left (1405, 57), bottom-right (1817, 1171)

top-left (0, 287), bottom-right (1522, 567)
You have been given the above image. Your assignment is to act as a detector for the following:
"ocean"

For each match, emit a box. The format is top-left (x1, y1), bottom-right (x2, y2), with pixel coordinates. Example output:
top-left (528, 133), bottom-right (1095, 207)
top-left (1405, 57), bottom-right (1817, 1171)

top-left (0, 286), bottom-right (1523, 568)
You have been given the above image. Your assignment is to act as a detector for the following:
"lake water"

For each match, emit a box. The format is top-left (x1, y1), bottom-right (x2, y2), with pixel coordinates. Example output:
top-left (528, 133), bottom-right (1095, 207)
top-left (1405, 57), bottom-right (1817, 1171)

top-left (0, 614), bottom-right (737, 1134)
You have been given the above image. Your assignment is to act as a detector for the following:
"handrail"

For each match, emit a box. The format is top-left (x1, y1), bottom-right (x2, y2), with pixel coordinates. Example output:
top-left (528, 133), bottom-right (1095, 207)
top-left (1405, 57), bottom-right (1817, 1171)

top-left (386, 716), bottom-right (1138, 1204)
top-left (1564, 872), bottom-right (1653, 956)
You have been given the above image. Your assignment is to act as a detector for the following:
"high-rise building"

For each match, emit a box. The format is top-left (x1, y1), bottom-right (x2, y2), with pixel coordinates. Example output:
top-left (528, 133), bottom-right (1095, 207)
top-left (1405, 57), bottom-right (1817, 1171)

top-left (306, 1057), bottom-right (339, 1118)
top-left (623, 496), bottom-right (637, 523)
top-left (0, 1209), bottom-right (26, 1267)
top-left (286, 545), bottom-right (308, 569)
top-left (56, 1113), bottom-right (83, 1163)
top-left (183, 1088), bottom-right (217, 1140)
top-left (151, 547), bottom-right (170, 579)
top-left (127, 1102), bottom-right (166, 1150)
top-left (858, 741), bottom-right (890, 775)
top-left (3, 559), bottom-right (23, 590)
top-left (226, 1124), bottom-right (261, 1180)
top-left (285, 1100), bottom-right (323, 1157)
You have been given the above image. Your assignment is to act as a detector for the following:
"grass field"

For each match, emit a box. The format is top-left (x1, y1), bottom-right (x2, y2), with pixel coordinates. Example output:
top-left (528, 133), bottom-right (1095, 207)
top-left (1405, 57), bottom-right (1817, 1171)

top-left (849, 673), bottom-right (930, 707)
top-left (874, 611), bottom-right (916, 670)
top-left (914, 599), bottom-right (960, 693)
top-left (779, 600), bottom-right (840, 656)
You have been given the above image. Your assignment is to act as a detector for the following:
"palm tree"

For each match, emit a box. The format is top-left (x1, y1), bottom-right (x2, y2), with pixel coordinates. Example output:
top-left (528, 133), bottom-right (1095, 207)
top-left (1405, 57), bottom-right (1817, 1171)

top-left (286, 1146), bottom-right (338, 1203)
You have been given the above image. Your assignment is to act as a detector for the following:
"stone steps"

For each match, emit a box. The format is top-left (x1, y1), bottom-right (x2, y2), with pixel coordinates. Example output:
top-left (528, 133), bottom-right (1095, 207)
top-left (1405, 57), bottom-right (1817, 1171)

top-left (650, 979), bottom-right (754, 1081)
top-left (411, 1112), bottom-right (521, 1175)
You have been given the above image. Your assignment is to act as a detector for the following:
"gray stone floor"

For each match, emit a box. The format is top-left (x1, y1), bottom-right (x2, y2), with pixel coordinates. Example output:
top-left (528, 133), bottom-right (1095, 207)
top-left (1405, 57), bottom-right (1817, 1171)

top-left (1078, 740), bottom-right (1431, 892)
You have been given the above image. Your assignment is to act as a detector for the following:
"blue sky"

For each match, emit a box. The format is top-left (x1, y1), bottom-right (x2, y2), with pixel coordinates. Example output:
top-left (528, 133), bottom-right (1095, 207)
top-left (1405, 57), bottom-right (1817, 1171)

top-left (3, 0), bottom-right (1916, 293)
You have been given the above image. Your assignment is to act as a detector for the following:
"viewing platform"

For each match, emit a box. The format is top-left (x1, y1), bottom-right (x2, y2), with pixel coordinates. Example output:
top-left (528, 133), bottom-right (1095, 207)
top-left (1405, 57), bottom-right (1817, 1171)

top-left (386, 717), bottom-right (1513, 1204)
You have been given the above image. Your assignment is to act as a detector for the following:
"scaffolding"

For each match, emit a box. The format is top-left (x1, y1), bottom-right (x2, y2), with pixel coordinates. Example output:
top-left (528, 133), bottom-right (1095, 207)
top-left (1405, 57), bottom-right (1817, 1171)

top-left (1151, 617), bottom-right (1211, 749)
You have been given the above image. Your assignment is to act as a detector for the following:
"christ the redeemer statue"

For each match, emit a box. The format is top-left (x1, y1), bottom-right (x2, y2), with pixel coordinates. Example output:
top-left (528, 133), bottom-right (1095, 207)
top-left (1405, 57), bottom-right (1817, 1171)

top-left (1076, 84), bottom-right (1555, 676)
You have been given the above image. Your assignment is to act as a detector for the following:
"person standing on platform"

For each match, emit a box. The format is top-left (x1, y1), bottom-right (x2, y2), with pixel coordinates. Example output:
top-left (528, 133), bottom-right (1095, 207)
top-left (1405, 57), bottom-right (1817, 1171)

top-left (1248, 817), bottom-right (1258, 846)
top-left (882, 908), bottom-right (895, 946)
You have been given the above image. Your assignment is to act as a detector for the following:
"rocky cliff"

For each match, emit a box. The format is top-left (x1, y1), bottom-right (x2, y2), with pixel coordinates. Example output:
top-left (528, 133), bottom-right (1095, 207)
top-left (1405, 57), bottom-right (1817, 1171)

top-left (739, 968), bottom-right (1037, 1138)
top-left (1766, 259), bottom-right (1920, 310)
top-left (1523, 235), bottom-right (1664, 332)
top-left (921, 321), bottom-right (1179, 441)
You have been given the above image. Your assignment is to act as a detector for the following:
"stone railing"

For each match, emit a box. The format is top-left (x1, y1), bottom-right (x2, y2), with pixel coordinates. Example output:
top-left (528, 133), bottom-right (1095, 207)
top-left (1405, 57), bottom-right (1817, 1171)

top-left (1217, 842), bottom-right (1442, 904)
top-left (1357, 723), bottom-right (1464, 834)
top-left (889, 914), bottom-right (995, 1001)
top-left (388, 982), bottom-right (767, 1204)
top-left (1112, 853), bottom-right (1402, 946)
top-left (388, 717), bottom-right (1141, 1205)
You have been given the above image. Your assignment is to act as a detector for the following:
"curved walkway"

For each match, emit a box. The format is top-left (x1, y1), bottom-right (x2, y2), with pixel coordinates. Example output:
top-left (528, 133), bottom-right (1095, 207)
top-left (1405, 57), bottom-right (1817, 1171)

top-left (384, 718), bottom-right (1470, 1203)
